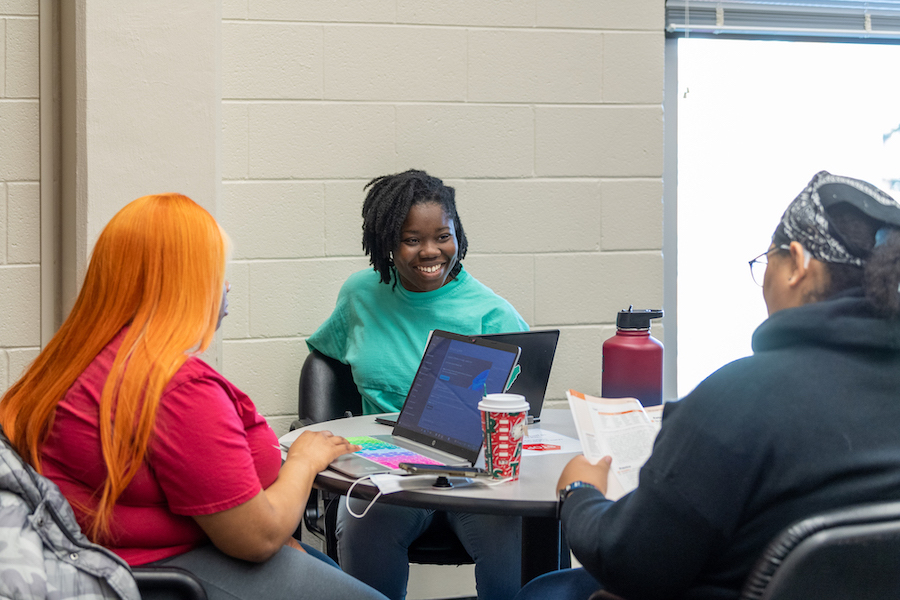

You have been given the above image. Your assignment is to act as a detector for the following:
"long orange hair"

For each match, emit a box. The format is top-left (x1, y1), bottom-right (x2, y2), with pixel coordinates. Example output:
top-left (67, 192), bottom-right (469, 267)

top-left (0, 193), bottom-right (227, 541)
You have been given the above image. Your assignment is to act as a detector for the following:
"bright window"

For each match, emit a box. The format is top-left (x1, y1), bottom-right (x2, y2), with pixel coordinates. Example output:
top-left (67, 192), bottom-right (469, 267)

top-left (676, 38), bottom-right (900, 397)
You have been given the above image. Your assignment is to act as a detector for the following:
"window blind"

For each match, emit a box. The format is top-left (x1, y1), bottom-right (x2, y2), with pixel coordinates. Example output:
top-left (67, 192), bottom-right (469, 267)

top-left (666, 1), bottom-right (900, 39)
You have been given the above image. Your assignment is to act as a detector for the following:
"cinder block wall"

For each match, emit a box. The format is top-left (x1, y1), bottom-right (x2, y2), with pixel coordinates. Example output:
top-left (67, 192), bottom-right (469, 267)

top-left (219, 1), bottom-right (666, 436)
top-left (0, 4), bottom-right (40, 394)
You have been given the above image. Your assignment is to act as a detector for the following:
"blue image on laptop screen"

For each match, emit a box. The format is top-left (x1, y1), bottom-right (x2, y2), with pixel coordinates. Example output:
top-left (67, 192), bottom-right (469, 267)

top-left (395, 335), bottom-right (517, 452)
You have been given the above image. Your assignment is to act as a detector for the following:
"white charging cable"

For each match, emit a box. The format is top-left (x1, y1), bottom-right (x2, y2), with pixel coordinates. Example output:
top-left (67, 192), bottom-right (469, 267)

top-left (343, 471), bottom-right (512, 518)
top-left (345, 475), bottom-right (383, 519)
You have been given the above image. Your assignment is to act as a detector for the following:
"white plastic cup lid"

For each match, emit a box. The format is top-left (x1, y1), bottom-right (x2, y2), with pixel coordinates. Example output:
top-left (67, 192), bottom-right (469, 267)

top-left (478, 393), bottom-right (529, 412)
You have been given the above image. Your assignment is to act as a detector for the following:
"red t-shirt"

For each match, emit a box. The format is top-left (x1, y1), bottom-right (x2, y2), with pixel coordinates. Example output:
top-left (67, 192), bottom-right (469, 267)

top-left (41, 330), bottom-right (282, 565)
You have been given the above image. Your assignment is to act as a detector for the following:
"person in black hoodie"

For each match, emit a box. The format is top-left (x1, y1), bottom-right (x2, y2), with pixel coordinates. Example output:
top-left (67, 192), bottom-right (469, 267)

top-left (516, 171), bottom-right (900, 600)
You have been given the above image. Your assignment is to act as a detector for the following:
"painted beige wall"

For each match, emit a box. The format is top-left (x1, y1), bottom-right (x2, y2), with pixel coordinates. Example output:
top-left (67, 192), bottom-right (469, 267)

top-left (0, 2), bottom-right (666, 441)
top-left (218, 0), bottom-right (666, 436)
top-left (65, 1), bottom-right (222, 308)
top-left (1, 0), bottom-right (223, 394)
top-left (0, 0), bottom-right (40, 395)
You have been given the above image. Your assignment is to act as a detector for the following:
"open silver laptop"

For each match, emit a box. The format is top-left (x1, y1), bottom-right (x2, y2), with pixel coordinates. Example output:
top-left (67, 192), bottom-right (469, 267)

top-left (328, 329), bottom-right (521, 478)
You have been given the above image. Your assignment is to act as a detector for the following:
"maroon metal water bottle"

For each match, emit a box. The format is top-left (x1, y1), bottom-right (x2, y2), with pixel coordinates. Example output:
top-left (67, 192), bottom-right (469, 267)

top-left (602, 307), bottom-right (664, 406)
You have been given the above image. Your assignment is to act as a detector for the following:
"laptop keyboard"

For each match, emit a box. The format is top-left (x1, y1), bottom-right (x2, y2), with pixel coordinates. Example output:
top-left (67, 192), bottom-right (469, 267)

top-left (347, 436), bottom-right (444, 470)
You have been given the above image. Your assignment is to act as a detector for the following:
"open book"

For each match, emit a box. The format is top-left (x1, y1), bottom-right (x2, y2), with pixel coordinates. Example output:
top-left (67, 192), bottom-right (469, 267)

top-left (566, 389), bottom-right (663, 501)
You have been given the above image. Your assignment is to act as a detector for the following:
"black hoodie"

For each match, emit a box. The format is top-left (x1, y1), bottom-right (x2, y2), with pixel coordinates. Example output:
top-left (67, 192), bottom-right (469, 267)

top-left (562, 287), bottom-right (900, 600)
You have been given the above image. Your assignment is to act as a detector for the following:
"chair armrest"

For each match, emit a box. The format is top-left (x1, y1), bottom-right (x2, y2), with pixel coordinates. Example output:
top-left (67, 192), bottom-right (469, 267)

top-left (131, 566), bottom-right (207, 600)
top-left (290, 419), bottom-right (313, 431)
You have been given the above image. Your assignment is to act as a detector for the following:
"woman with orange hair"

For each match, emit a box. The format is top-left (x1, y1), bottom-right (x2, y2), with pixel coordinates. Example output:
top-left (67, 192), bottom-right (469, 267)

top-left (0, 194), bottom-right (387, 600)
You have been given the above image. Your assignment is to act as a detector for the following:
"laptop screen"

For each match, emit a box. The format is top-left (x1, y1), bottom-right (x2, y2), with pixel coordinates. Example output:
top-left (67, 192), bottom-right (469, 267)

top-left (474, 330), bottom-right (559, 420)
top-left (393, 330), bottom-right (521, 463)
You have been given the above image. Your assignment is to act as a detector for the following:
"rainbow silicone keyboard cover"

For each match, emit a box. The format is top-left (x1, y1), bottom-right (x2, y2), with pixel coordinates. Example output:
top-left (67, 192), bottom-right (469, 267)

top-left (347, 436), bottom-right (444, 470)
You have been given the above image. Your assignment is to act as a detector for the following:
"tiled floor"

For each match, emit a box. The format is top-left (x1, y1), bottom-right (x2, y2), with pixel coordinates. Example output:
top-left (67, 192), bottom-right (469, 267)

top-left (302, 512), bottom-right (581, 599)
top-left (301, 526), bottom-right (477, 599)
top-left (408, 563), bottom-right (476, 599)
top-left (408, 553), bottom-right (583, 599)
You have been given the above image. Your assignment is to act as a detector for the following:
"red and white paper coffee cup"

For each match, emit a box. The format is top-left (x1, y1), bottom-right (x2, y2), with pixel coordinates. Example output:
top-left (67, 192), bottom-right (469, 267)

top-left (478, 393), bottom-right (529, 481)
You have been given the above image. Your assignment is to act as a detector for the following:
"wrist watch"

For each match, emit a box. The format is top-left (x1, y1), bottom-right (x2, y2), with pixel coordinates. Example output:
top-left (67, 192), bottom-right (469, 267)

top-left (557, 481), bottom-right (598, 519)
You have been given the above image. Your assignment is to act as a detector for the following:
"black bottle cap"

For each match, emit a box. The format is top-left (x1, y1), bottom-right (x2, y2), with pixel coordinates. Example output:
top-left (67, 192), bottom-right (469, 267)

top-left (616, 306), bottom-right (664, 330)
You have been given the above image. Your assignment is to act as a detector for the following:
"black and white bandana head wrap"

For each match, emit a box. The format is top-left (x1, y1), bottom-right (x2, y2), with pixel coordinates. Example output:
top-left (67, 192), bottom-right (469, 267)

top-left (772, 171), bottom-right (900, 267)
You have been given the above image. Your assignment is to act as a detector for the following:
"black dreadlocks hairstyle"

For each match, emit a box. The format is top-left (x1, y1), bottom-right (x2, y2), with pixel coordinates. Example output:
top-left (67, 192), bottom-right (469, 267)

top-left (361, 169), bottom-right (468, 286)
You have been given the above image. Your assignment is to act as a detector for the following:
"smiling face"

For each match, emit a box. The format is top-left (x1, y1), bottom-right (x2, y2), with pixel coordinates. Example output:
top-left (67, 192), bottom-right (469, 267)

top-left (393, 202), bottom-right (459, 293)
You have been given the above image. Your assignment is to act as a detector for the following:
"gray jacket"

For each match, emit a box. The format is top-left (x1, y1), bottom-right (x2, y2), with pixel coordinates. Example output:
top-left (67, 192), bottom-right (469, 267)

top-left (0, 433), bottom-right (140, 600)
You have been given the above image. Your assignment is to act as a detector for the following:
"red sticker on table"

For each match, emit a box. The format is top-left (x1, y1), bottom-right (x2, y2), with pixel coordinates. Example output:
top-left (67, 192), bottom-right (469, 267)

top-left (523, 443), bottom-right (561, 451)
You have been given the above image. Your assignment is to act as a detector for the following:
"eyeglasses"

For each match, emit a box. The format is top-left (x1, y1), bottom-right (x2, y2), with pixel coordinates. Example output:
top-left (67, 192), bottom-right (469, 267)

top-left (748, 245), bottom-right (790, 287)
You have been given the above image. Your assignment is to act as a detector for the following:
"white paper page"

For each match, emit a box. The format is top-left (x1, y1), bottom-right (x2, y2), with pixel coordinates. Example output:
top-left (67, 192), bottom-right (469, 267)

top-left (588, 408), bottom-right (655, 495)
top-left (644, 403), bottom-right (664, 427)
top-left (566, 390), bottom-right (661, 500)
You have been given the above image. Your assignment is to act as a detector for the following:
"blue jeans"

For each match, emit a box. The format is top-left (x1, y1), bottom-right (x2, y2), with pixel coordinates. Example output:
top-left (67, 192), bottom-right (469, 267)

top-left (337, 496), bottom-right (522, 600)
top-left (150, 542), bottom-right (388, 600)
top-left (513, 568), bottom-right (602, 600)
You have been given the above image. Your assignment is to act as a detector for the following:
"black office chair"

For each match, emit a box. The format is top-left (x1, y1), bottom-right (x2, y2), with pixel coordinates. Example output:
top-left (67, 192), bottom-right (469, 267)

top-left (587, 500), bottom-right (900, 600)
top-left (739, 500), bottom-right (900, 600)
top-left (292, 349), bottom-right (475, 567)
top-left (132, 567), bottom-right (207, 600)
